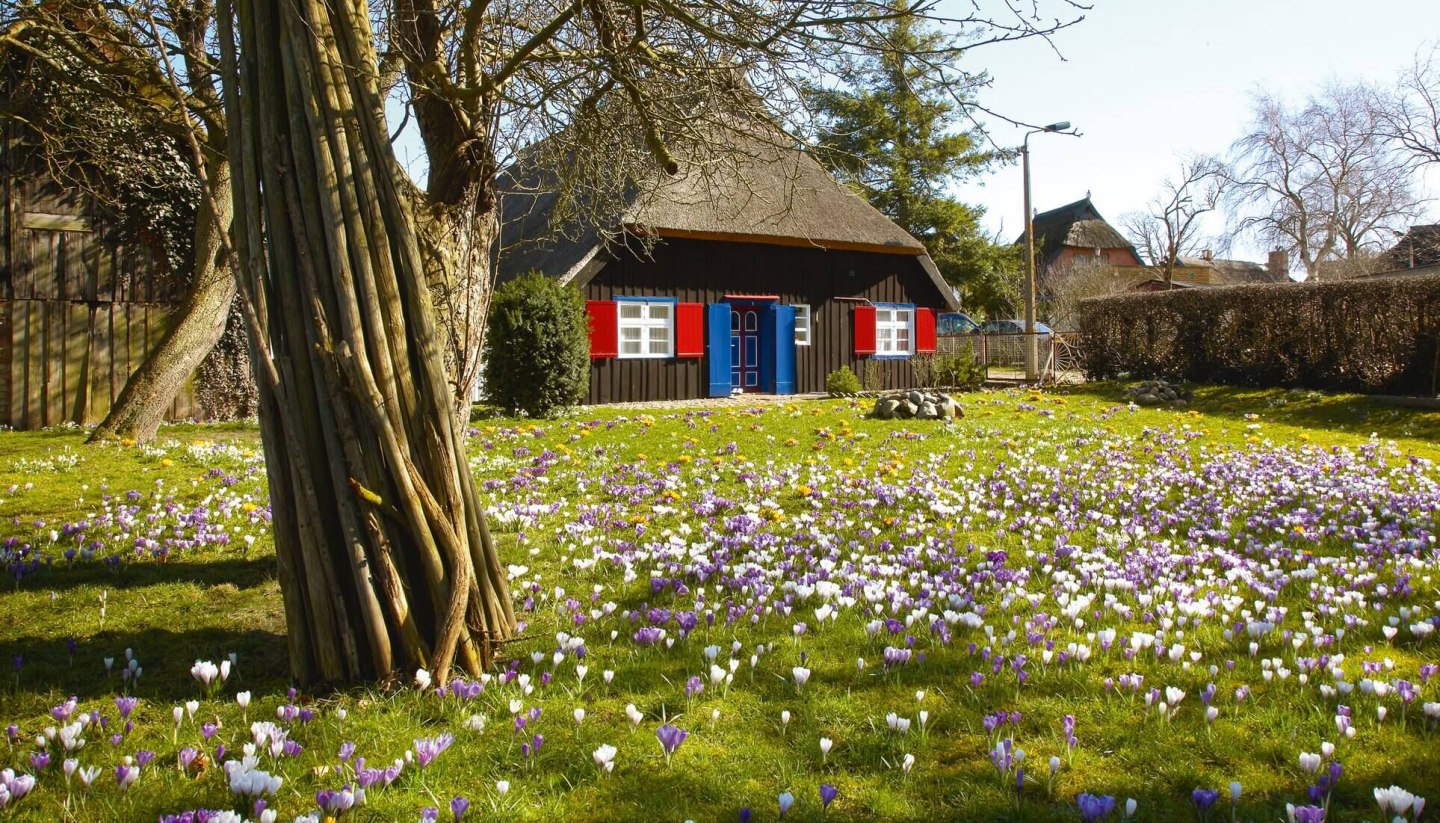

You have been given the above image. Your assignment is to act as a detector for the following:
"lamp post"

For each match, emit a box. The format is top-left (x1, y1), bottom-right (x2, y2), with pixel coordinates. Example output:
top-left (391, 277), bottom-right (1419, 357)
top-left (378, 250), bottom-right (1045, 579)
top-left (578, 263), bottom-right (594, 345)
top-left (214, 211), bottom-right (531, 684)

top-left (1022, 120), bottom-right (1071, 383)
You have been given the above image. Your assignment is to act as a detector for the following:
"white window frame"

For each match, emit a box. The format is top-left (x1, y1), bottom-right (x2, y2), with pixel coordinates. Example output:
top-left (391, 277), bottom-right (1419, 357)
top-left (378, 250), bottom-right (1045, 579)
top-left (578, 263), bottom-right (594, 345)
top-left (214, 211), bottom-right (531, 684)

top-left (792, 304), bottom-right (812, 346)
top-left (875, 304), bottom-right (914, 356)
top-left (617, 299), bottom-right (674, 359)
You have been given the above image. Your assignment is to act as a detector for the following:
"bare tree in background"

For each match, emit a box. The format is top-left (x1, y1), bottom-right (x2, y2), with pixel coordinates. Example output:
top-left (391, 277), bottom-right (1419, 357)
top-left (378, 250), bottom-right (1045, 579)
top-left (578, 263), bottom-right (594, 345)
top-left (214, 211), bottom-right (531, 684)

top-left (1375, 43), bottom-right (1440, 167)
top-left (1042, 259), bottom-right (1135, 330)
top-left (1224, 84), bottom-right (1424, 280)
top-left (1119, 155), bottom-right (1225, 287)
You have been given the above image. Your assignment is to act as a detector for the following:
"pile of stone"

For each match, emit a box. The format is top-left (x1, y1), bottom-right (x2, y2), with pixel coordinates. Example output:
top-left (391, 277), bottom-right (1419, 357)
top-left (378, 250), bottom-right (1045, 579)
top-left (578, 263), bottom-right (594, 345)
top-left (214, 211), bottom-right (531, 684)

top-left (1123, 379), bottom-right (1192, 407)
top-left (871, 390), bottom-right (964, 420)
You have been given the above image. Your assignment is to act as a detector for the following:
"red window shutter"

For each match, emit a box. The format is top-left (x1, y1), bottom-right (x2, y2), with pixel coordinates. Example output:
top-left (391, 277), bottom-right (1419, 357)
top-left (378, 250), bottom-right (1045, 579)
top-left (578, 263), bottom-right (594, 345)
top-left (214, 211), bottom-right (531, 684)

top-left (915, 308), bottom-right (937, 353)
top-left (675, 302), bottom-right (704, 358)
top-left (586, 300), bottom-right (617, 359)
top-left (853, 305), bottom-right (876, 356)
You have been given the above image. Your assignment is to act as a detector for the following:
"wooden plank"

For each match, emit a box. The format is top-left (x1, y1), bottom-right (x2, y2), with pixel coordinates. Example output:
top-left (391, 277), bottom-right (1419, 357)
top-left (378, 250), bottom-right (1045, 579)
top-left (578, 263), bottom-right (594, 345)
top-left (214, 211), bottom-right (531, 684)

top-left (45, 300), bottom-right (65, 426)
top-left (8, 302), bottom-right (24, 428)
top-left (25, 301), bottom-right (43, 428)
top-left (111, 301), bottom-right (131, 408)
top-left (0, 303), bottom-right (10, 428)
top-left (86, 305), bottom-right (112, 424)
top-left (0, 137), bottom-right (10, 302)
top-left (66, 302), bottom-right (88, 424)
top-left (62, 230), bottom-right (86, 301)
top-left (21, 213), bottom-right (93, 232)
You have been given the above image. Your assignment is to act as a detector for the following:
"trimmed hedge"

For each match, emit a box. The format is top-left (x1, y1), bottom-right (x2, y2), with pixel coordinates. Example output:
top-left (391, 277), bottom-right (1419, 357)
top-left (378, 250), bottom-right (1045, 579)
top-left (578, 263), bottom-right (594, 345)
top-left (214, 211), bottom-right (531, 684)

top-left (1076, 274), bottom-right (1440, 395)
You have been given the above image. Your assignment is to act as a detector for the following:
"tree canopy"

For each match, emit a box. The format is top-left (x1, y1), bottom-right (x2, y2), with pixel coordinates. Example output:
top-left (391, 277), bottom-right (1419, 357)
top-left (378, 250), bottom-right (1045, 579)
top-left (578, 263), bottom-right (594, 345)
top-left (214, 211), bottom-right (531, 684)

top-left (804, 1), bottom-right (1021, 317)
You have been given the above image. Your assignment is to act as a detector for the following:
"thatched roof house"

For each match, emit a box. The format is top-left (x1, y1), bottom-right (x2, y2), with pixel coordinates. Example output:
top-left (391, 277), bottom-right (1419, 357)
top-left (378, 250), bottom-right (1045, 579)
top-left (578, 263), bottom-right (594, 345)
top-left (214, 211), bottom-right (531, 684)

top-left (494, 130), bottom-right (958, 403)
top-left (1014, 196), bottom-right (1143, 277)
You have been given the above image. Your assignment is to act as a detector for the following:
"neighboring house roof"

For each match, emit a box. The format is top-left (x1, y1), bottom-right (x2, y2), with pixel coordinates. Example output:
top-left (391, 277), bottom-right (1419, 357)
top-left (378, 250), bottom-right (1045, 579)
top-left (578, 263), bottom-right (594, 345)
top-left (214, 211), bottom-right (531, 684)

top-left (1176, 257), bottom-right (1288, 285)
top-left (1014, 197), bottom-right (1140, 267)
top-left (495, 126), bottom-right (957, 309)
top-left (1358, 262), bottom-right (1440, 279)
top-left (1381, 224), bottom-right (1440, 270)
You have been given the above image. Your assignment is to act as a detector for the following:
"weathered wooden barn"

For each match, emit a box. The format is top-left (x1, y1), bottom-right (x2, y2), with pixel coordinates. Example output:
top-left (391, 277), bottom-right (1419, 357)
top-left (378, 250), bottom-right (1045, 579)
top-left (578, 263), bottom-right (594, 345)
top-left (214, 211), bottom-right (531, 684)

top-left (496, 133), bottom-right (959, 404)
top-left (0, 123), bottom-right (199, 429)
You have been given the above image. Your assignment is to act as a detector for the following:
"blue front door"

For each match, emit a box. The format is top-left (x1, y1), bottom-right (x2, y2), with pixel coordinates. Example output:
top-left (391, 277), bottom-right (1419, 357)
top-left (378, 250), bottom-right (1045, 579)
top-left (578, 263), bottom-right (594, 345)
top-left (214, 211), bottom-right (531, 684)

top-left (730, 306), bottom-right (761, 392)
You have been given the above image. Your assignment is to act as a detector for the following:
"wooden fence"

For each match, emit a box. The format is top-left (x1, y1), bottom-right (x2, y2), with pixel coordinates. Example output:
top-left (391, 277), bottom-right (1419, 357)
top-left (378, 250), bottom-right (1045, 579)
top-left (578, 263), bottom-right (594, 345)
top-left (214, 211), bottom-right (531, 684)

top-left (0, 126), bottom-right (197, 430)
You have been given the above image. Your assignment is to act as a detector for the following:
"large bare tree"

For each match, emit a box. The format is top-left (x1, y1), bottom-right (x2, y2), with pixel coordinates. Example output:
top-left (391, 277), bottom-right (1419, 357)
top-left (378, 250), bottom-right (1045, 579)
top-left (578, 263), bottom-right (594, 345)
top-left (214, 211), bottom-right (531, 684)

top-left (211, 0), bottom-right (1083, 684)
top-left (1224, 84), bottom-right (1425, 280)
top-left (1119, 155), bottom-right (1225, 287)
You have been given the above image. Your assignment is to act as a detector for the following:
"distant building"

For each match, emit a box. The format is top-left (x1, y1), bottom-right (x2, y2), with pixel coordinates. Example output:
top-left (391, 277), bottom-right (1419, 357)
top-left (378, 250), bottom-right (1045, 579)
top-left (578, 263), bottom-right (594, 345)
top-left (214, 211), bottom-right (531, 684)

top-left (1380, 224), bottom-right (1440, 271)
top-left (1014, 197), bottom-right (1143, 287)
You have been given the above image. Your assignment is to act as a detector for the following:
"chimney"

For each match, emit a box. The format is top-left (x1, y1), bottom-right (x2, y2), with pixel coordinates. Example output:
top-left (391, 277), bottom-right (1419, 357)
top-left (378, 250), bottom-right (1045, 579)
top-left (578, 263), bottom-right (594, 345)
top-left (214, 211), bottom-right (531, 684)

top-left (1267, 249), bottom-right (1289, 279)
top-left (1200, 249), bottom-right (1214, 262)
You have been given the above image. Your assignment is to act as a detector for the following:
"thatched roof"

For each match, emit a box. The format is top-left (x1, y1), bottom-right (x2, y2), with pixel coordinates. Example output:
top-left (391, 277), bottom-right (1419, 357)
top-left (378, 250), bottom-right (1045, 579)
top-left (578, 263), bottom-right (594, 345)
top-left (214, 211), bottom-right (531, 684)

top-left (495, 127), bottom-right (955, 309)
top-left (1015, 197), bottom-right (1139, 266)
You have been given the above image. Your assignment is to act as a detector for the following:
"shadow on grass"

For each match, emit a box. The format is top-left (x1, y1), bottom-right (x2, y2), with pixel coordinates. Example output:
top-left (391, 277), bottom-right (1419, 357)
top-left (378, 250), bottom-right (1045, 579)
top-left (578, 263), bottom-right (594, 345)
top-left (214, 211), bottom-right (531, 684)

top-left (13, 555), bottom-right (275, 593)
top-left (2, 625), bottom-right (291, 709)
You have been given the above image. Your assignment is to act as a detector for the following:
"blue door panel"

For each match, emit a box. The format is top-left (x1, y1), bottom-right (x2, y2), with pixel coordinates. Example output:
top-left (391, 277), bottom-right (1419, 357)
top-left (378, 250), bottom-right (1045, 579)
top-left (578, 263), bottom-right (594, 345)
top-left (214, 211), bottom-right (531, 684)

top-left (707, 303), bottom-right (732, 397)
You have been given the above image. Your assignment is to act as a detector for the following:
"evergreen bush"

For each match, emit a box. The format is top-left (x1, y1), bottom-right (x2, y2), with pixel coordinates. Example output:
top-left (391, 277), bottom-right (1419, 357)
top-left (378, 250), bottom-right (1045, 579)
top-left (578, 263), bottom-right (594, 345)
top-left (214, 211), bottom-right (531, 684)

top-left (483, 272), bottom-right (590, 416)
top-left (825, 366), bottom-right (863, 395)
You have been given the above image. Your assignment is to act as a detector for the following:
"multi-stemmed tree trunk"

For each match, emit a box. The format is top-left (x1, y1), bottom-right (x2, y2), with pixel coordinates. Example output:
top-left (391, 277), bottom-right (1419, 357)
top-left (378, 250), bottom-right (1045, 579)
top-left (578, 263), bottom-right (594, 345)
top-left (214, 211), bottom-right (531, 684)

top-left (89, 158), bottom-right (235, 443)
top-left (219, 0), bottom-right (513, 684)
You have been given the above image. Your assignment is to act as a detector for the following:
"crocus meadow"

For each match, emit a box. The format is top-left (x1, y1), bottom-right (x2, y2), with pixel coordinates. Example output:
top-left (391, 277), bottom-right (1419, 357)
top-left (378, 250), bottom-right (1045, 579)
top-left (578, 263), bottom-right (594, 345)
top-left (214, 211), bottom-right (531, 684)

top-left (0, 386), bottom-right (1437, 821)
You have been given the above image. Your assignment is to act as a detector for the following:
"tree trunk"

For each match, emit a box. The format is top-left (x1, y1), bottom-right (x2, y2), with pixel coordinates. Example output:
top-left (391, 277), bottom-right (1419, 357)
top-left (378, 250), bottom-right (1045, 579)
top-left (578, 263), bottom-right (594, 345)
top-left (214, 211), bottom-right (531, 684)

top-left (414, 200), bottom-right (496, 422)
top-left (88, 159), bottom-right (235, 443)
top-left (220, 0), bottom-right (514, 684)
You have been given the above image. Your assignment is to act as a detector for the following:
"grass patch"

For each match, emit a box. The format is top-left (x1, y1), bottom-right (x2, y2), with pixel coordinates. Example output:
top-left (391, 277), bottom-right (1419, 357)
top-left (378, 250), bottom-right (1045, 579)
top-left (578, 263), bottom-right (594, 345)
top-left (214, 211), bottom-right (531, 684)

top-left (1, 384), bottom-right (1438, 821)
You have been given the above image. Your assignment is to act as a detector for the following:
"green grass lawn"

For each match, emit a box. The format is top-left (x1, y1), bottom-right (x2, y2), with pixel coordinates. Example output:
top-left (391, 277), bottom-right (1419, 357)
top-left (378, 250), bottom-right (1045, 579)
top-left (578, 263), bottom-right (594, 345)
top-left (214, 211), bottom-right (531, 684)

top-left (1, 383), bottom-right (1438, 822)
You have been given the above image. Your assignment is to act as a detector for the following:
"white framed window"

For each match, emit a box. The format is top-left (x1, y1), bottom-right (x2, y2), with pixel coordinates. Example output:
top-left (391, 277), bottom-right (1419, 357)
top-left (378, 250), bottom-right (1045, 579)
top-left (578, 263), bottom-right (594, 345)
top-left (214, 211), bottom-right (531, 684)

top-left (617, 299), bottom-right (674, 358)
top-left (792, 304), bottom-right (812, 346)
top-left (875, 304), bottom-right (913, 356)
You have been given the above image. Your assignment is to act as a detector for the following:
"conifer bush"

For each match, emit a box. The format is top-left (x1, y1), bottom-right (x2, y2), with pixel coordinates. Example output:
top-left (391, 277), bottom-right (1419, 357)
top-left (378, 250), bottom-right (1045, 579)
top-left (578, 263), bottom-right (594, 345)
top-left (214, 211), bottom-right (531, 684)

top-left (484, 272), bottom-right (590, 416)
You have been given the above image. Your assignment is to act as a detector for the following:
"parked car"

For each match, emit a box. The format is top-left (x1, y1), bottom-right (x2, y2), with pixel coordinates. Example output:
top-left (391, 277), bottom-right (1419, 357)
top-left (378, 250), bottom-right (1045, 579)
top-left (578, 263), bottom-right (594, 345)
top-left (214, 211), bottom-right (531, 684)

top-left (977, 319), bottom-right (1055, 340)
top-left (937, 312), bottom-right (979, 335)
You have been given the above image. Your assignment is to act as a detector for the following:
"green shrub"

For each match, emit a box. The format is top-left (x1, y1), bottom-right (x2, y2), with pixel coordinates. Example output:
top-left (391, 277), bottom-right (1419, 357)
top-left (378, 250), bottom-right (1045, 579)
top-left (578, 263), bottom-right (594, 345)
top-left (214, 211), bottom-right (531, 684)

top-left (933, 346), bottom-right (985, 389)
top-left (825, 366), bottom-right (862, 395)
top-left (483, 272), bottom-right (590, 416)
top-left (1077, 275), bottom-right (1440, 395)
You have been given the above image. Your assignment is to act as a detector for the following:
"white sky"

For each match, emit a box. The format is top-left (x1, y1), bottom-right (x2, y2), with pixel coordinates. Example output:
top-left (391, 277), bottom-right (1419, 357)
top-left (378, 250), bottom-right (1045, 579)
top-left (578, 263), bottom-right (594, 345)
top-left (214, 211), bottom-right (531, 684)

top-left (949, 0), bottom-right (1440, 262)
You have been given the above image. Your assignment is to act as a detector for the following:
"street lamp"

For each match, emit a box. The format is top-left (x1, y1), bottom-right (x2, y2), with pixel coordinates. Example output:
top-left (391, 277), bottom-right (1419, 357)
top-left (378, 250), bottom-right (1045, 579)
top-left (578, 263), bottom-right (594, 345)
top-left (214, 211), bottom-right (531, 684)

top-left (1022, 120), bottom-right (1072, 383)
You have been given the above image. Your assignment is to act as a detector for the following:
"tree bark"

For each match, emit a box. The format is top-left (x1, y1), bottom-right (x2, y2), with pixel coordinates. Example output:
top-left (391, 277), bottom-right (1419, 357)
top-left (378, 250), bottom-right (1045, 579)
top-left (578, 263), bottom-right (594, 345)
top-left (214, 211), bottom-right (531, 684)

top-left (415, 201), bottom-right (496, 420)
top-left (88, 159), bottom-right (235, 443)
top-left (220, 0), bottom-right (514, 685)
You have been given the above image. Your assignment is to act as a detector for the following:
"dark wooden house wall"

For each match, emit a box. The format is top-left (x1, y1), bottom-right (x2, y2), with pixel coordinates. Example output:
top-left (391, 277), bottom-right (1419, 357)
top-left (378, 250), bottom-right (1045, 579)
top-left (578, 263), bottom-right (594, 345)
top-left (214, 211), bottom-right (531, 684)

top-left (0, 124), bottom-right (198, 430)
top-left (582, 236), bottom-right (949, 404)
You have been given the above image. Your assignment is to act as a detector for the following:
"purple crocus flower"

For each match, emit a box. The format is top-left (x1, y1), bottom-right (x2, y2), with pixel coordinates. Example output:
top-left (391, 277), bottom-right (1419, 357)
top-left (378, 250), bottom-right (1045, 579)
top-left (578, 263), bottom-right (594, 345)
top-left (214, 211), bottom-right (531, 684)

top-left (115, 696), bottom-right (139, 720)
top-left (778, 791), bottom-right (794, 819)
top-left (1288, 805), bottom-right (1326, 823)
top-left (414, 733), bottom-right (454, 769)
top-left (451, 795), bottom-right (470, 821)
top-left (1077, 793), bottom-right (1116, 822)
top-left (656, 724), bottom-right (689, 759)
top-left (1192, 788), bottom-right (1219, 812)
top-left (819, 784), bottom-right (838, 809)
top-left (738, 809), bottom-right (752, 823)
top-left (338, 742), bottom-right (356, 761)
top-left (317, 786), bottom-right (358, 817)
